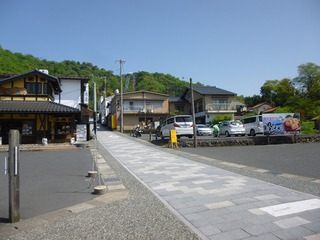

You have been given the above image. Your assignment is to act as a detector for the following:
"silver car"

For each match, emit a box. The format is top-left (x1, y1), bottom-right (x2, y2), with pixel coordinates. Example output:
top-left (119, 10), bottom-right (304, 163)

top-left (219, 120), bottom-right (245, 137)
top-left (196, 124), bottom-right (213, 136)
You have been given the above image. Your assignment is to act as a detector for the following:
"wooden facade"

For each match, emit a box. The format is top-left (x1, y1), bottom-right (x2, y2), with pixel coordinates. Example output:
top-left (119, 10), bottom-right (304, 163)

top-left (0, 70), bottom-right (85, 144)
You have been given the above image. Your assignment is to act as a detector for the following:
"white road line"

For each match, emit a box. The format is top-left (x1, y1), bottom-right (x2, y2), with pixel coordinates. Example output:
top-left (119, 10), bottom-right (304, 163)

top-left (260, 198), bottom-right (320, 217)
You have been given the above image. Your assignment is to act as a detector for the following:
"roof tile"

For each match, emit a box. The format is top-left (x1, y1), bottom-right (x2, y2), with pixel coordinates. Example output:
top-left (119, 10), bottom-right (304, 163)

top-left (0, 100), bottom-right (81, 113)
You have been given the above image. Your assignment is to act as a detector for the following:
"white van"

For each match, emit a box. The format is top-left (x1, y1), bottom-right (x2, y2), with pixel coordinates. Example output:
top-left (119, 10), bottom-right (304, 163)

top-left (160, 115), bottom-right (194, 139)
top-left (241, 115), bottom-right (263, 136)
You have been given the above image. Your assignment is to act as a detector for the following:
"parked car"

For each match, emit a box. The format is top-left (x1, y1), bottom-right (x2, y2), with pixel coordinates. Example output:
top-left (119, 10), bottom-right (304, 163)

top-left (160, 115), bottom-right (194, 139)
top-left (196, 124), bottom-right (213, 136)
top-left (218, 120), bottom-right (245, 137)
top-left (241, 115), bottom-right (263, 136)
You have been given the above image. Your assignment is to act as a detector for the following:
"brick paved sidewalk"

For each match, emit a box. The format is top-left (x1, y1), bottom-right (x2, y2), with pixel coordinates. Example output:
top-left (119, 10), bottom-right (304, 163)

top-left (98, 131), bottom-right (320, 240)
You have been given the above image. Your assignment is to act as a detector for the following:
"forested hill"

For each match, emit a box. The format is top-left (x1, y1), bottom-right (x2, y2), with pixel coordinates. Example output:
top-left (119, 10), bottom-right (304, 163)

top-left (0, 47), bottom-right (202, 97)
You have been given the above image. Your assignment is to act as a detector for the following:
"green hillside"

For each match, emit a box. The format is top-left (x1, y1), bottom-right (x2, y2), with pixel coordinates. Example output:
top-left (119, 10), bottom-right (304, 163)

top-left (0, 47), bottom-right (201, 99)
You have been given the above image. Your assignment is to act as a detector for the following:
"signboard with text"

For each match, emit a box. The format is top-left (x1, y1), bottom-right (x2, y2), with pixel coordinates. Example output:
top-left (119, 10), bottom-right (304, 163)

top-left (76, 124), bottom-right (87, 142)
top-left (262, 113), bottom-right (301, 135)
top-left (170, 130), bottom-right (177, 143)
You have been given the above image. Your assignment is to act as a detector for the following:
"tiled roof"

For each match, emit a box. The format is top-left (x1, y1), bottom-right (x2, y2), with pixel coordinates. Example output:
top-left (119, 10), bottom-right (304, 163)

top-left (193, 86), bottom-right (236, 95)
top-left (0, 100), bottom-right (81, 114)
top-left (181, 86), bottom-right (236, 98)
top-left (262, 107), bottom-right (277, 113)
top-left (251, 102), bottom-right (273, 109)
top-left (168, 97), bottom-right (188, 102)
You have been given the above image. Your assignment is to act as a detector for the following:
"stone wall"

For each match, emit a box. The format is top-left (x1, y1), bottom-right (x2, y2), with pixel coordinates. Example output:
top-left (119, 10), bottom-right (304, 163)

top-left (177, 134), bottom-right (320, 147)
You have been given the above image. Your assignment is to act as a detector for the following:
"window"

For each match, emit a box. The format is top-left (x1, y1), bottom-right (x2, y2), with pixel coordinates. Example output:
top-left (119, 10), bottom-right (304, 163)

top-left (153, 102), bottom-right (163, 109)
top-left (25, 81), bottom-right (49, 95)
top-left (43, 83), bottom-right (48, 94)
top-left (26, 83), bottom-right (37, 94)
top-left (213, 100), bottom-right (228, 110)
top-left (37, 83), bottom-right (42, 93)
top-left (176, 116), bottom-right (193, 122)
top-left (167, 117), bottom-right (174, 124)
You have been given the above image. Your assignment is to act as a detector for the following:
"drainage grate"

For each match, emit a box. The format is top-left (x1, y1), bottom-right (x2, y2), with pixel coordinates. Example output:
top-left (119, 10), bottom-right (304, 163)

top-left (104, 177), bottom-right (120, 182)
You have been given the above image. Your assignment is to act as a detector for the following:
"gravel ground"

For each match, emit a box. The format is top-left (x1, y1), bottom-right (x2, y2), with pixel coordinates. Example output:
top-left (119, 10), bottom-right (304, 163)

top-left (5, 139), bottom-right (200, 240)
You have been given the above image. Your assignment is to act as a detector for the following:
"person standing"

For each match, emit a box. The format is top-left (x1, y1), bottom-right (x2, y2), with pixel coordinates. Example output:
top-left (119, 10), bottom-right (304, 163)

top-left (213, 124), bottom-right (220, 137)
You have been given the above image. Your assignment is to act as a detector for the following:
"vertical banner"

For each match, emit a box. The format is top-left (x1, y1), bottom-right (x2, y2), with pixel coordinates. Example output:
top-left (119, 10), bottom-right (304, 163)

top-left (262, 113), bottom-right (301, 135)
top-left (84, 83), bottom-right (89, 105)
top-left (76, 124), bottom-right (87, 142)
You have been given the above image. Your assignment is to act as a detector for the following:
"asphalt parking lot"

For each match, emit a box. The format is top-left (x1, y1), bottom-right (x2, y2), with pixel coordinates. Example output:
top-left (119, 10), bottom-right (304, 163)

top-left (0, 149), bottom-right (99, 223)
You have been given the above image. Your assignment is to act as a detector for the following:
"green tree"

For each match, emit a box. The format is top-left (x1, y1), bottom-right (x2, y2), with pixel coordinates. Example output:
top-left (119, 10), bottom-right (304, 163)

top-left (294, 62), bottom-right (320, 99)
top-left (260, 80), bottom-right (278, 104)
top-left (275, 78), bottom-right (296, 107)
top-left (244, 95), bottom-right (262, 107)
top-left (260, 78), bottom-right (296, 107)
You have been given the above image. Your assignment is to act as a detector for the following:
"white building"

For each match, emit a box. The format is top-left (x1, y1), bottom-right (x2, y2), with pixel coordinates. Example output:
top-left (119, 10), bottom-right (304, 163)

top-left (55, 76), bottom-right (89, 110)
top-left (99, 95), bottom-right (114, 125)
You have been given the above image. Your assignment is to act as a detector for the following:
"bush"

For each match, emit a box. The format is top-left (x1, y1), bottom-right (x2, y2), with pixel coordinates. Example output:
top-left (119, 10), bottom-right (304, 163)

top-left (301, 121), bottom-right (319, 134)
top-left (211, 114), bottom-right (233, 125)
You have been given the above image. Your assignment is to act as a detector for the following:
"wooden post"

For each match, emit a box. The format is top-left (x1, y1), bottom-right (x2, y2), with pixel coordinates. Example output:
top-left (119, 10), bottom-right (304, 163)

top-left (9, 129), bottom-right (20, 223)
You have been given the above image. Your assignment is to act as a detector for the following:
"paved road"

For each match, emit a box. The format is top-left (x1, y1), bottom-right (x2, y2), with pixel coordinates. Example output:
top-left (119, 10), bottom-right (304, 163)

top-left (178, 143), bottom-right (320, 179)
top-left (0, 149), bottom-right (99, 222)
top-left (138, 133), bottom-right (320, 179)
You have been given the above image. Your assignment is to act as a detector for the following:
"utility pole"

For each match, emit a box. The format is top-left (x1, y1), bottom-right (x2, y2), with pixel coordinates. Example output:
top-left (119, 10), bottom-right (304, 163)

top-left (116, 59), bottom-right (125, 133)
top-left (190, 78), bottom-right (197, 148)
top-left (93, 79), bottom-right (97, 149)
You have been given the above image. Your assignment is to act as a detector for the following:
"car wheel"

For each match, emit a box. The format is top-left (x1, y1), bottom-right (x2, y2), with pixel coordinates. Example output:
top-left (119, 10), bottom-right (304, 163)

top-left (160, 132), bottom-right (164, 140)
top-left (250, 129), bottom-right (256, 136)
top-left (225, 131), bottom-right (230, 137)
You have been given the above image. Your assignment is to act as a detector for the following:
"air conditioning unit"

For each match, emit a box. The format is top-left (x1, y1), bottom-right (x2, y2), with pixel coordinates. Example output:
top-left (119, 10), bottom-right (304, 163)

top-left (39, 69), bottom-right (49, 74)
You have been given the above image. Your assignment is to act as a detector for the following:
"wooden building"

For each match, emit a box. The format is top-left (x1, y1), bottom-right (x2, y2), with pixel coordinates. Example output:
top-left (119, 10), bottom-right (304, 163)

top-left (0, 69), bottom-right (89, 144)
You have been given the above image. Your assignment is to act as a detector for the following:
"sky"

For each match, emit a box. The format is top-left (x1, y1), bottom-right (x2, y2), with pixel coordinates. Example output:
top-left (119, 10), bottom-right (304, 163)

top-left (1, 0), bottom-right (319, 97)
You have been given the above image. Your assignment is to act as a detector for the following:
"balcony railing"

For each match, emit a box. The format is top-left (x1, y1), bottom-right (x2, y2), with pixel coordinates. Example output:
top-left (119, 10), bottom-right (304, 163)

top-left (205, 103), bottom-right (236, 112)
top-left (123, 106), bottom-right (154, 113)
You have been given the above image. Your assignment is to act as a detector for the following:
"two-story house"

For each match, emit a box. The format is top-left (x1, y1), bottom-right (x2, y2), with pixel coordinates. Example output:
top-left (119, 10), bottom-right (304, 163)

top-left (0, 69), bottom-right (89, 144)
top-left (106, 86), bottom-right (238, 131)
top-left (108, 90), bottom-right (170, 131)
top-left (181, 86), bottom-right (237, 125)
